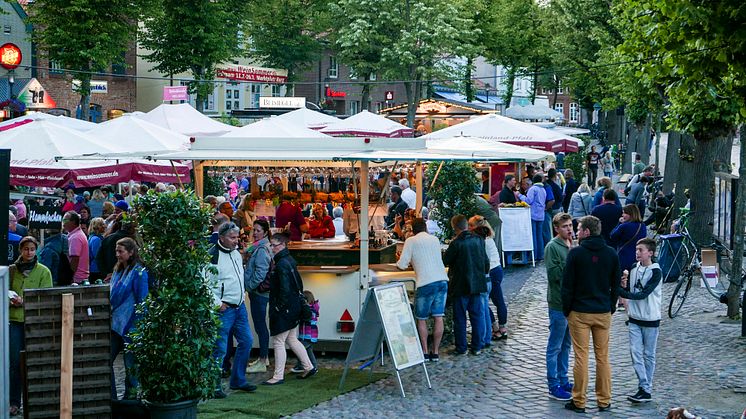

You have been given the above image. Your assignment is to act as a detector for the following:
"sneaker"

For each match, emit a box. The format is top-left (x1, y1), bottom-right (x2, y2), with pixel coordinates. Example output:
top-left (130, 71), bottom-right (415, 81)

top-left (423, 353), bottom-right (431, 362)
top-left (246, 359), bottom-right (267, 373)
top-left (230, 383), bottom-right (257, 392)
top-left (549, 385), bottom-right (572, 401)
top-left (564, 400), bottom-right (585, 413)
top-left (561, 382), bottom-right (574, 393)
top-left (429, 354), bottom-right (440, 362)
top-left (598, 403), bottom-right (612, 412)
top-left (627, 388), bottom-right (652, 403)
top-left (213, 389), bottom-right (227, 399)
top-left (448, 348), bottom-right (467, 355)
top-left (290, 365), bottom-right (305, 374)
top-left (469, 349), bottom-right (482, 356)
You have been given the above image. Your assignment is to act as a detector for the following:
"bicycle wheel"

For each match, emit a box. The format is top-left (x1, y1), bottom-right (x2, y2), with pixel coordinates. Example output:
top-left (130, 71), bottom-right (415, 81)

top-left (668, 272), bottom-right (693, 318)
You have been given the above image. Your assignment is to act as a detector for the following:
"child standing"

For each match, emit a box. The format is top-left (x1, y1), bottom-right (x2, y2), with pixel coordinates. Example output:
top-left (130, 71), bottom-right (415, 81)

top-left (293, 291), bottom-right (319, 373)
top-left (619, 238), bottom-right (662, 403)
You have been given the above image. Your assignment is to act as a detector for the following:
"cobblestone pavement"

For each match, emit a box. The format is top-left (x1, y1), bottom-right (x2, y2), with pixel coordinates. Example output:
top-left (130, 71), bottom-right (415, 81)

top-left (292, 264), bottom-right (746, 419)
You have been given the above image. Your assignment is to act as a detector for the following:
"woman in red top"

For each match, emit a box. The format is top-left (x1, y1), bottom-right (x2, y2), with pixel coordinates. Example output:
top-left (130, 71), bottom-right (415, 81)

top-left (308, 204), bottom-right (335, 239)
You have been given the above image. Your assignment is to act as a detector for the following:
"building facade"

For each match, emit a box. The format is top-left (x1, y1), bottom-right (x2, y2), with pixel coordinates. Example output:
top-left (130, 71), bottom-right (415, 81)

top-left (294, 50), bottom-right (408, 116)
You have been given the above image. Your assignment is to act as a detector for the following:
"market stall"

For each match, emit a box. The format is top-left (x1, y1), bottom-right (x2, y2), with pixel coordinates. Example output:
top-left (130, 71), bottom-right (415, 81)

top-left (62, 136), bottom-right (553, 350)
top-left (320, 110), bottom-right (415, 138)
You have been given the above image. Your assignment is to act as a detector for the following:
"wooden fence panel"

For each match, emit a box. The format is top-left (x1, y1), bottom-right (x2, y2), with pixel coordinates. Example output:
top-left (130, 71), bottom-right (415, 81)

top-left (24, 285), bottom-right (111, 418)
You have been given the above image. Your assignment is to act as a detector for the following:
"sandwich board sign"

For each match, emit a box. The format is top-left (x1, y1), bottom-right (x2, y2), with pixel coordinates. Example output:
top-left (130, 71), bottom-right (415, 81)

top-left (339, 282), bottom-right (431, 397)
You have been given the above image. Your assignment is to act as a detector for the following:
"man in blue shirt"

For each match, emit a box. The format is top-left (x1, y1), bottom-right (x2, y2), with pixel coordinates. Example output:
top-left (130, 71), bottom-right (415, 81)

top-left (543, 173), bottom-right (556, 245)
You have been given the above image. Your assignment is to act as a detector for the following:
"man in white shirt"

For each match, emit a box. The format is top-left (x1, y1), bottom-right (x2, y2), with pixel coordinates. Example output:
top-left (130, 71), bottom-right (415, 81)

top-left (399, 178), bottom-right (417, 211)
top-left (396, 218), bottom-right (448, 361)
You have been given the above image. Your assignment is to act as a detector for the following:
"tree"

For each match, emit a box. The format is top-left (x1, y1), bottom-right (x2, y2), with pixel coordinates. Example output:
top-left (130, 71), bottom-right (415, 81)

top-left (615, 0), bottom-right (745, 318)
top-left (425, 162), bottom-right (479, 240)
top-left (29, 0), bottom-right (142, 120)
top-left (379, 0), bottom-right (476, 127)
top-left (140, 0), bottom-right (248, 112)
top-left (245, 0), bottom-right (329, 96)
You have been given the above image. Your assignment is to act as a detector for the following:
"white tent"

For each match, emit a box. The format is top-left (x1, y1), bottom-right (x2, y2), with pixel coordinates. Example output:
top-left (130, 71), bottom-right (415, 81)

top-left (320, 110), bottom-right (414, 138)
top-left (427, 135), bottom-right (555, 162)
top-left (532, 122), bottom-right (591, 136)
top-left (423, 113), bottom-right (583, 153)
top-left (505, 104), bottom-right (564, 121)
top-left (0, 120), bottom-right (189, 187)
top-left (137, 103), bottom-right (236, 137)
top-left (223, 117), bottom-right (330, 138)
top-left (275, 108), bottom-right (340, 130)
top-left (89, 114), bottom-right (191, 152)
top-left (0, 112), bottom-right (97, 132)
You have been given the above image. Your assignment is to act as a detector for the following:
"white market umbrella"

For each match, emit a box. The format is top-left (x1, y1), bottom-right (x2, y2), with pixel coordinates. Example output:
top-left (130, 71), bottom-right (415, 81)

top-left (275, 107), bottom-right (340, 130)
top-left (427, 135), bottom-right (555, 162)
top-left (0, 112), bottom-right (97, 132)
top-left (0, 120), bottom-right (189, 187)
top-left (320, 110), bottom-right (414, 138)
top-left (89, 114), bottom-right (191, 152)
top-left (138, 103), bottom-right (236, 137)
top-left (223, 117), bottom-right (330, 138)
top-left (423, 113), bottom-right (583, 153)
top-left (505, 104), bottom-right (564, 121)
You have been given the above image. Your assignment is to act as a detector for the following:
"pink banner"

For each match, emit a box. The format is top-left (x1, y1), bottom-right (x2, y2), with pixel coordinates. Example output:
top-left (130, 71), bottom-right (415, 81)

top-left (10, 163), bottom-right (192, 188)
top-left (163, 86), bottom-right (189, 101)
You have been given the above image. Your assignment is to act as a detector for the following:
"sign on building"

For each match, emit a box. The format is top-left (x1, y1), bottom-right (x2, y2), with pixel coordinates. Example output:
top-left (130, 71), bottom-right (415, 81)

top-left (27, 206), bottom-right (63, 230)
top-left (72, 80), bottom-right (108, 94)
top-left (216, 65), bottom-right (288, 83)
top-left (259, 96), bottom-right (305, 109)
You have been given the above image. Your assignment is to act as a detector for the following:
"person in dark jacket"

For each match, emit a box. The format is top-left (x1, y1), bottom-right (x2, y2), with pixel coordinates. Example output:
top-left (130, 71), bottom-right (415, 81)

top-left (443, 214), bottom-right (490, 355)
top-left (96, 215), bottom-right (132, 279)
top-left (264, 232), bottom-right (316, 385)
top-left (562, 169), bottom-right (579, 213)
top-left (591, 189), bottom-right (623, 245)
top-left (498, 175), bottom-right (518, 205)
top-left (561, 215), bottom-right (621, 413)
top-left (385, 186), bottom-right (409, 232)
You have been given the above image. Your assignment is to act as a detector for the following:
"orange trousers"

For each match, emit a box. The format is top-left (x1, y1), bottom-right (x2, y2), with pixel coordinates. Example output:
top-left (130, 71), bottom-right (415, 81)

top-left (567, 311), bottom-right (612, 408)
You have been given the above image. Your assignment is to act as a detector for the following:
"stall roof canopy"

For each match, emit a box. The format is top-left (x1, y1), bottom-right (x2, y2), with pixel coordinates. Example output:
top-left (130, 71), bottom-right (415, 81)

top-left (61, 135), bottom-right (554, 165)
top-left (505, 104), bottom-right (563, 120)
top-left (274, 107), bottom-right (340, 130)
top-left (224, 117), bottom-right (330, 138)
top-left (320, 110), bottom-right (414, 137)
top-left (380, 98), bottom-right (495, 117)
top-left (89, 114), bottom-right (191, 152)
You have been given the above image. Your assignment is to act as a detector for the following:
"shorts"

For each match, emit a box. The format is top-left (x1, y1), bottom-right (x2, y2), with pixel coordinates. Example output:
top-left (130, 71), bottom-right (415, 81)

top-left (414, 281), bottom-right (448, 320)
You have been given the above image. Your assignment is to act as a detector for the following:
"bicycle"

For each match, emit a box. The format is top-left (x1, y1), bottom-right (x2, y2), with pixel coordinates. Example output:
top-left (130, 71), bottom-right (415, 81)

top-left (666, 212), bottom-right (745, 318)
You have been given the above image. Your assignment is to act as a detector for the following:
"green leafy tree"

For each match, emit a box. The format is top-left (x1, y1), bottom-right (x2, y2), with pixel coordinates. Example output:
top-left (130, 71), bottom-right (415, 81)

top-left (29, 0), bottom-right (142, 121)
top-left (140, 0), bottom-right (248, 112)
top-left (615, 0), bottom-right (745, 318)
top-left (245, 0), bottom-right (330, 95)
top-left (425, 162), bottom-right (479, 239)
top-left (129, 190), bottom-right (220, 402)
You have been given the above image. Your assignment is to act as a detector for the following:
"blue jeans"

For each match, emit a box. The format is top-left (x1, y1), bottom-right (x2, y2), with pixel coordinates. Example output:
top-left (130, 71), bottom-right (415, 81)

top-left (629, 323), bottom-right (659, 393)
top-left (249, 293), bottom-right (270, 359)
top-left (482, 280), bottom-right (492, 345)
top-left (111, 331), bottom-right (138, 399)
top-left (214, 302), bottom-right (253, 388)
top-left (488, 266), bottom-right (507, 326)
top-left (532, 220), bottom-right (545, 260)
top-left (9, 321), bottom-right (24, 407)
top-left (543, 211), bottom-right (553, 246)
top-left (453, 294), bottom-right (485, 353)
top-left (546, 309), bottom-right (572, 389)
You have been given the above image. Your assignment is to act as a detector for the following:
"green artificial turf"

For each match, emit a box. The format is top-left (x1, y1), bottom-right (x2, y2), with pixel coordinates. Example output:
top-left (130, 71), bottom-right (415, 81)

top-left (198, 368), bottom-right (388, 418)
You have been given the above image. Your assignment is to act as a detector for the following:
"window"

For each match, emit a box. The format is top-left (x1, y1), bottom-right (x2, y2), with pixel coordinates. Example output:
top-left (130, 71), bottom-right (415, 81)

top-left (50, 60), bottom-right (63, 75)
top-left (225, 83), bottom-right (242, 110)
top-left (182, 81), bottom-right (217, 111)
top-left (112, 52), bottom-right (127, 75)
top-left (349, 101), bottom-right (359, 115)
top-left (3, 25), bottom-right (11, 35)
top-left (349, 67), bottom-right (358, 80)
top-left (570, 102), bottom-right (579, 123)
top-left (369, 73), bottom-right (377, 81)
top-left (271, 84), bottom-right (281, 97)
top-left (328, 56), bottom-right (338, 79)
top-left (249, 83), bottom-right (261, 108)
top-left (554, 102), bottom-right (564, 116)
top-left (557, 82), bottom-right (564, 94)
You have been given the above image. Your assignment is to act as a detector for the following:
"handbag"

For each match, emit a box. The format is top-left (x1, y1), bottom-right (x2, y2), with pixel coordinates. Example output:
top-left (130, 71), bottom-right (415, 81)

top-left (619, 223), bottom-right (642, 252)
top-left (291, 269), bottom-right (313, 322)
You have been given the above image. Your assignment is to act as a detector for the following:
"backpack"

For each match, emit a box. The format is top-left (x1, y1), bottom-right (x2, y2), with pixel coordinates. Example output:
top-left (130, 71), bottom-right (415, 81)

top-left (624, 174), bottom-right (641, 195)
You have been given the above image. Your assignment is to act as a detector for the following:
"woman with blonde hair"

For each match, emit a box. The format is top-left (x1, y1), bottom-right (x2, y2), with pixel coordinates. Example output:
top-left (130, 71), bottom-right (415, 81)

top-left (88, 189), bottom-right (107, 218)
top-left (233, 194), bottom-right (256, 242)
top-left (592, 176), bottom-right (621, 209)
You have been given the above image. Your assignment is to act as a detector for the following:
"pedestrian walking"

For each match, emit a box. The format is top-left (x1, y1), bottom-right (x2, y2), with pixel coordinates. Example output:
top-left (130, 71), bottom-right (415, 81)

top-left (245, 219), bottom-right (273, 373)
top-left (517, 174), bottom-right (548, 261)
top-left (562, 215), bottom-right (621, 413)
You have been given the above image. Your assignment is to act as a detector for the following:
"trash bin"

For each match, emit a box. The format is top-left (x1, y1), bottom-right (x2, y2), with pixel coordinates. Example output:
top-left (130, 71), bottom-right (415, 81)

top-left (658, 234), bottom-right (686, 283)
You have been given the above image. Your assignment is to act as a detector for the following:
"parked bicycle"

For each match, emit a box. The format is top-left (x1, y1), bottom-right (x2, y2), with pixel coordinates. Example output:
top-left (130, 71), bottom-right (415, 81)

top-left (666, 211), bottom-right (745, 318)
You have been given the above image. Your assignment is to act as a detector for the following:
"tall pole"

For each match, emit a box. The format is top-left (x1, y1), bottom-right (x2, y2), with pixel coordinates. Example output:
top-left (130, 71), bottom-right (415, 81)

top-left (359, 160), bottom-right (370, 306)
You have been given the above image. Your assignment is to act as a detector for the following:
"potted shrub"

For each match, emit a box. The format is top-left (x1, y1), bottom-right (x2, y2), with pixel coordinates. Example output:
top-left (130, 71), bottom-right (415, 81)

top-left (129, 189), bottom-right (219, 418)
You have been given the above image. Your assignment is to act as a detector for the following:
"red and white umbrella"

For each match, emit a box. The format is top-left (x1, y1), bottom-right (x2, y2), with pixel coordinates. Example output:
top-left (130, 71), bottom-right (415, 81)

top-left (320, 110), bottom-right (414, 138)
top-left (423, 113), bottom-right (583, 153)
top-left (0, 120), bottom-right (189, 187)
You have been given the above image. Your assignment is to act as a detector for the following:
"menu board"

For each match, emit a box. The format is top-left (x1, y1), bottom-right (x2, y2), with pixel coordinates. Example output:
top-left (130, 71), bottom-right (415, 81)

top-left (499, 207), bottom-right (533, 252)
top-left (373, 284), bottom-right (424, 370)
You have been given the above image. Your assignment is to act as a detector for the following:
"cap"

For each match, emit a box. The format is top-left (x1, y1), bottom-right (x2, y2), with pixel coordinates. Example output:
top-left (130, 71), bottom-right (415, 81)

top-left (114, 200), bottom-right (129, 212)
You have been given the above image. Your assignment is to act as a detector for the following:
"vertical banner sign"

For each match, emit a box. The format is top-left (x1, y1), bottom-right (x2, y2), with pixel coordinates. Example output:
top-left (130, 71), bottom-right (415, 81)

top-left (0, 150), bottom-right (9, 267)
